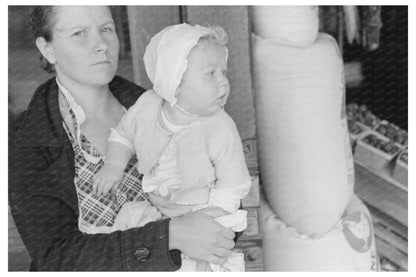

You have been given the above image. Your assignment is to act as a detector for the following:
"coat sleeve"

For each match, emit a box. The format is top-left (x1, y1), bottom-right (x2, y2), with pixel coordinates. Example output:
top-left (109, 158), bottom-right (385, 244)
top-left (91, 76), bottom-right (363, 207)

top-left (207, 118), bottom-right (252, 213)
top-left (9, 120), bottom-right (181, 271)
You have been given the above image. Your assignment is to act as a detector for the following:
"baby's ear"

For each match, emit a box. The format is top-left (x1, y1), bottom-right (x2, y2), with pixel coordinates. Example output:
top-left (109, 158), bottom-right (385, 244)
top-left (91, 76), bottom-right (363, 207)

top-left (35, 37), bottom-right (56, 65)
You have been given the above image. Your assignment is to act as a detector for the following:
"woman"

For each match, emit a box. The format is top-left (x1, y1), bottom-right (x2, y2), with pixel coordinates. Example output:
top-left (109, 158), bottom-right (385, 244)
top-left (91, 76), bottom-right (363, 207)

top-left (9, 6), bottom-right (235, 271)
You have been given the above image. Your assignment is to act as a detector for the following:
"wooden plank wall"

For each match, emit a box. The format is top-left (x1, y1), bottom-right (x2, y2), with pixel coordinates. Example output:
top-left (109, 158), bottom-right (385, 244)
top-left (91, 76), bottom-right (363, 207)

top-left (127, 6), bottom-right (181, 90)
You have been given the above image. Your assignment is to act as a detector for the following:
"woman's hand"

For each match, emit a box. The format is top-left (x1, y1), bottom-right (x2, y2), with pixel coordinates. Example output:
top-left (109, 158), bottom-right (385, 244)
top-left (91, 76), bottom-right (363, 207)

top-left (92, 164), bottom-right (124, 196)
top-left (148, 193), bottom-right (193, 218)
top-left (169, 207), bottom-right (235, 265)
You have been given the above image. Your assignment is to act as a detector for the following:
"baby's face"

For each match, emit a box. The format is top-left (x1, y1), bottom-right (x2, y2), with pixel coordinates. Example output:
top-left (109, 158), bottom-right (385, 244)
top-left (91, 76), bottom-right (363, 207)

top-left (176, 41), bottom-right (230, 116)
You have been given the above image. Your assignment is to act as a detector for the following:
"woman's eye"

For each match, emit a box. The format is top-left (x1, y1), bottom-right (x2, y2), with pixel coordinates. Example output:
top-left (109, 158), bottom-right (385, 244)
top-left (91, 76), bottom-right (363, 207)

top-left (102, 27), bottom-right (114, 33)
top-left (72, 30), bottom-right (85, 37)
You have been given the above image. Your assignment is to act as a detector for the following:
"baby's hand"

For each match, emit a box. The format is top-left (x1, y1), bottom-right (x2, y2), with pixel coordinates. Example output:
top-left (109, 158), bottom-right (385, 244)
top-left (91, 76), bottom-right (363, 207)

top-left (148, 193), bottom-right (193, 218)
top-left (92, 164), bottom-right (124, 196)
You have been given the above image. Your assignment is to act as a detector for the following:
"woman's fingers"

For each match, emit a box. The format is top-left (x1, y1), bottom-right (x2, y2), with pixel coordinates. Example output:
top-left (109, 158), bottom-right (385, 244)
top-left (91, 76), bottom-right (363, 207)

top-left (207, 255), bottom-right (228, 266)
top-left (199, 207), bottom-right (230, 218)
top-left (219, 228), bottom-right (236, 240)
top-left (216, 236), bottom-right (235, 250)
top-left (195, 261), bottom-right (210, 271)
top-left (212, 247), bottom-right (232, 259)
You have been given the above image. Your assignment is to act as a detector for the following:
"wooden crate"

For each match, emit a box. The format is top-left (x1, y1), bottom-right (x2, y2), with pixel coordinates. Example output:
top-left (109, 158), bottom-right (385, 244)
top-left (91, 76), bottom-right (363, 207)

top-left (354, 162), bottom-right (408, 271)
top-left (367, 205), bottom-right (407, 270)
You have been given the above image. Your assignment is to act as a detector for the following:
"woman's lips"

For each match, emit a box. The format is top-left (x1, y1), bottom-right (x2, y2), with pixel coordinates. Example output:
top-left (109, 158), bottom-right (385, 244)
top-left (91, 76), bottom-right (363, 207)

top-left (92, 60), bottom-right (111, 66)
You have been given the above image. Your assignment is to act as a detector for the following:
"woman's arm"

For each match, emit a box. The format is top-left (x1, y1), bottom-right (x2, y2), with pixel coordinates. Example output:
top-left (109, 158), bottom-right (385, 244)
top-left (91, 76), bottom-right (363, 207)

top-left (9, 144), bottom-right (181, 271)
top-left (169, 208), bottom-right (236, 266)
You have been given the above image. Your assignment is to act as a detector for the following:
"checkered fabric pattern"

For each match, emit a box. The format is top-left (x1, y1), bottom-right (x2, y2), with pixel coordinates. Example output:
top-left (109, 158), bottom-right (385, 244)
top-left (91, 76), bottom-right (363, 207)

top-left (58, 91), bottom-right (146, 231)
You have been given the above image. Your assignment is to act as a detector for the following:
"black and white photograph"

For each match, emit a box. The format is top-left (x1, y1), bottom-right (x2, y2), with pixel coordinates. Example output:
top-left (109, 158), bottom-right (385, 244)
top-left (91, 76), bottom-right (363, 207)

top-left (7, 4), bottom-right (409, 272)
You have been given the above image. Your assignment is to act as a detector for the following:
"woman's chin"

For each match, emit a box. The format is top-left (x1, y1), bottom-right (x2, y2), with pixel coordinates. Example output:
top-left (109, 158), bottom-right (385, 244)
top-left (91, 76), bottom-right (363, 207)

top-left (88, 72), bottom-right (117, 86)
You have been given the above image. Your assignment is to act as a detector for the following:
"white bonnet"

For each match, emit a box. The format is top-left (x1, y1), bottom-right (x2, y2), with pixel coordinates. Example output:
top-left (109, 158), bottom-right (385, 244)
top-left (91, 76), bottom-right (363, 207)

top-left (143, 23), bottom-right (224, 106)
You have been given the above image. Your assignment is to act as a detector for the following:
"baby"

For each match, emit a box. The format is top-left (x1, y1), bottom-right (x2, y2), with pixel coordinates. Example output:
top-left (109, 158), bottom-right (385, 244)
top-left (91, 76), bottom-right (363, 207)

top-left (93, 23), bottom-right (252, 271)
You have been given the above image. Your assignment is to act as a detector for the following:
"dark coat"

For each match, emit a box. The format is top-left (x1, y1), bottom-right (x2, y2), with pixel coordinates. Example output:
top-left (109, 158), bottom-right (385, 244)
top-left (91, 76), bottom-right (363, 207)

top-left (9, 76), bottom-right (181, 271)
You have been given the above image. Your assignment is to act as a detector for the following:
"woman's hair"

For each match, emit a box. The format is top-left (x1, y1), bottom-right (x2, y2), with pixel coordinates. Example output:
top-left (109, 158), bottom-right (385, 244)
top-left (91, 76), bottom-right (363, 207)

top-left (199, 25), bottom-right (228, 47)
top-left (29, 6), bottom-right (56, 73)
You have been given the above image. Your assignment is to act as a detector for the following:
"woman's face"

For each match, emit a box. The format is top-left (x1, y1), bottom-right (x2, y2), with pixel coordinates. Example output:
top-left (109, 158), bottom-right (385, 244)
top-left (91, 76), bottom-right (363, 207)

top-left (47, 6), bottom-right (119, 87)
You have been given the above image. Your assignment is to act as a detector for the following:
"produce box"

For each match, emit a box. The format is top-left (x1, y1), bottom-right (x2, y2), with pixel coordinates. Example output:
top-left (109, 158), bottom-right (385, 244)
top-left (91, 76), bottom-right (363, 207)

top-left (393, 148), bottom-right (408, 187)
top-left (375, 120), bottom-right (408, 148)
top-left (346, 103), bottom-right (380, 130)
top-left (348, 120), bottom-right (370, 152)
top-left (354, 131), bottom-right (402, 173)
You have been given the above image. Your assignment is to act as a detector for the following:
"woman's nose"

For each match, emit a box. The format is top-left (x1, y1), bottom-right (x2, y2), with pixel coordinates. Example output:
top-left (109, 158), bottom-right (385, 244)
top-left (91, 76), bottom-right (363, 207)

top-left (92, 31), bottom-right (109, 53)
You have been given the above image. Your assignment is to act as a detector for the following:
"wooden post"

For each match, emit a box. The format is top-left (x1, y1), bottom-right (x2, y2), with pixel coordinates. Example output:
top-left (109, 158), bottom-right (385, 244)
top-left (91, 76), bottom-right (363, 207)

top-left (127, 6), bottom-right (181, 89)
top-left (184, 6), bottom-right (262, 271)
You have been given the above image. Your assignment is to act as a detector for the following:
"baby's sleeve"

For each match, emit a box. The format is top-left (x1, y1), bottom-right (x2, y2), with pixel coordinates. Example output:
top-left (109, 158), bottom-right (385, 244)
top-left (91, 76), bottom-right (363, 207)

top-left (207, 118), bottom-right (252, 213)
top-left (108, 97), bottom-right (144, 154)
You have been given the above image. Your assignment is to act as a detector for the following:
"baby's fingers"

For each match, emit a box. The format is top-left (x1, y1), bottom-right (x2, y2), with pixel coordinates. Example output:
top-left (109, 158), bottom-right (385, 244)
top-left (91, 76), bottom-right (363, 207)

top-left (97, 180), bottom-right (108, 196)
top-left (110, 181), bottom-right (120, 194)
top-left (92, 176), bottom-right (102, 195)
top-left (102, 181), bottom-right (115, 196)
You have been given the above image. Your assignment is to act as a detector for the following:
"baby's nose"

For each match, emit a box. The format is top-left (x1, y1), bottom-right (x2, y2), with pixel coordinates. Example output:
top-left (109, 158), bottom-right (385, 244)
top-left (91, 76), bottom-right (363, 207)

top-left (219, 74), bottom-right (229, 86)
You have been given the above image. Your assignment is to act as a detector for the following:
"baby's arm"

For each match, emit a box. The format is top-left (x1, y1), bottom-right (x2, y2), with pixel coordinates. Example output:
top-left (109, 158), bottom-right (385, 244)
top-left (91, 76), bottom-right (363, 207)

top-left (207, 119), bottom-right (252, 213)
top-left (93, 97), bottom-right (143, 196)
top-left (92, 140), bottom-right (134, 196)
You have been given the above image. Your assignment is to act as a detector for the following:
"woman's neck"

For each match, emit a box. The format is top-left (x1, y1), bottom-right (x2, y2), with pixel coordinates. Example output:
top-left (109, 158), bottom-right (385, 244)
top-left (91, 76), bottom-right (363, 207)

top-left (57, 75), bottom-right (116, 118)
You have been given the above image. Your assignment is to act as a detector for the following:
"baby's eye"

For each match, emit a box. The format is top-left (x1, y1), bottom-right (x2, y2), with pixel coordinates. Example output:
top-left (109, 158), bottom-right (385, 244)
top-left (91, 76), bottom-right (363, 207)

top-left (206, 70), bottom-right (216, 76)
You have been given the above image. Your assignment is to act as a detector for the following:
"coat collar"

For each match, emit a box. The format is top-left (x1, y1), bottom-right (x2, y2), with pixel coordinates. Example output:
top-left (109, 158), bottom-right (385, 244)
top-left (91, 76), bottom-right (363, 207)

top-left (14, 76), bottom-right (145, 148)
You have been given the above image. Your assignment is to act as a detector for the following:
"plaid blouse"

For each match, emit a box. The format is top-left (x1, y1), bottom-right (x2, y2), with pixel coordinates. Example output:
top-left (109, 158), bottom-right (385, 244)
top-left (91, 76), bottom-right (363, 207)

top-left (57, 81), bottom-right (146, 234)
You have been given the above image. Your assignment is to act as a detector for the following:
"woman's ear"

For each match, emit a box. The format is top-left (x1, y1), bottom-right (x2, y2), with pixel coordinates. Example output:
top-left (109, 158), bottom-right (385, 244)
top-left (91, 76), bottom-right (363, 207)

top-left (35, 37), bottom-right (56, 65)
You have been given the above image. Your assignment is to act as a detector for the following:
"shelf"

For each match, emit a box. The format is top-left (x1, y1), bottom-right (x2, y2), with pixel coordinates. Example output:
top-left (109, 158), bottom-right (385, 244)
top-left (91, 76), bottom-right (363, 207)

top-left (354, 162), bottom-right (407, 227)
top-left (355, 159), bottom-right (407, 192)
